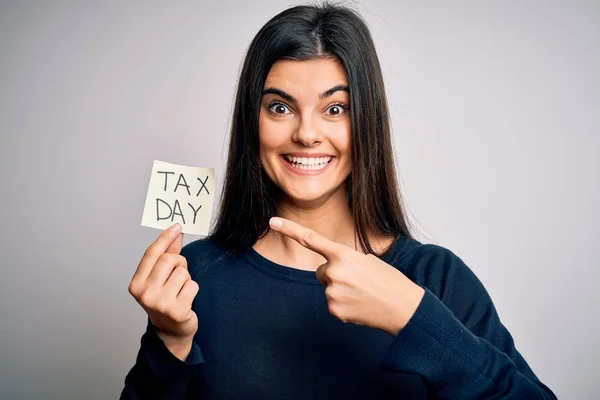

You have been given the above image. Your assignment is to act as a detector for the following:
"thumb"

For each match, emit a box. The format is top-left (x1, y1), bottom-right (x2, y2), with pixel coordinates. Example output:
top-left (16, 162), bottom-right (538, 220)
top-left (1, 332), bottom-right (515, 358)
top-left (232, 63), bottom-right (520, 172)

top-left (166, 232), bottom-right (184, 254)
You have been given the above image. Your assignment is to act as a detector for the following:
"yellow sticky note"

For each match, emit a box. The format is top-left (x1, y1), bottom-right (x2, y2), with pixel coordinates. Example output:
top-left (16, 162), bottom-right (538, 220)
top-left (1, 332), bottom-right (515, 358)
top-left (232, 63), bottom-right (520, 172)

top-left (141, 160), bottom-right (215, 236)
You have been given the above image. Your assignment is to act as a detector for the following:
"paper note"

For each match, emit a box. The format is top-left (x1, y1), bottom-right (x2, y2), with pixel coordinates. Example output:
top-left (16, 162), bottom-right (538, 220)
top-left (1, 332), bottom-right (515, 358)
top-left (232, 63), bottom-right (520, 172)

top-left (141, 160), bottom-right (215, 236)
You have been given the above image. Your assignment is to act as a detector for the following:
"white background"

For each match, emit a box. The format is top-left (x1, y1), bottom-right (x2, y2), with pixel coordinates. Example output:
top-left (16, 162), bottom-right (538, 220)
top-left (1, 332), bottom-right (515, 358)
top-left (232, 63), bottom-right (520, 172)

top-left (0, 1), bottom-right (598, 398)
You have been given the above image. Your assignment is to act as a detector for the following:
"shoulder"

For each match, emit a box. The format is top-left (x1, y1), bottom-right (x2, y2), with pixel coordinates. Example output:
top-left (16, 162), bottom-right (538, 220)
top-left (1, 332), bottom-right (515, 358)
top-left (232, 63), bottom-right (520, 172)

top-left (180, 237), bottom-right (235, 277)
top-left (390, 236), bottom-right (489, 304)
top-left (389, 235), bottom-right (466, 277)
top-left (390, 236), bottom-right (502, 334)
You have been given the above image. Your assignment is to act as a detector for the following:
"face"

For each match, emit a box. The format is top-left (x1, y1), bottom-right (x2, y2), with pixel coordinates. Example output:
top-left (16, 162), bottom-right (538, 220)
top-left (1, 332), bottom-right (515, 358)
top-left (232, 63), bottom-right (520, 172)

top-left (258, 58), bottom-right (352, 206)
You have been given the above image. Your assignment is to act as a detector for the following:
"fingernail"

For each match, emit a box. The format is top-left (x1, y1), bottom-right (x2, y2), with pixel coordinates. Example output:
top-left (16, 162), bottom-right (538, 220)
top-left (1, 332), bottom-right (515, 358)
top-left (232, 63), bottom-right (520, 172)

top-left (169, 223), bottom-right (182, 233)
top-left (269, 217), bottom-right (283, 229)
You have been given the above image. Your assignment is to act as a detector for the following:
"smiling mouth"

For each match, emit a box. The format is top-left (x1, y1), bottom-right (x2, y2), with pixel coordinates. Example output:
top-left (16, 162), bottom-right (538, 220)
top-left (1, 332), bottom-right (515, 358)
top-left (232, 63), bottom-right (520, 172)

top-left (283, 155), bottom-right (333, 171)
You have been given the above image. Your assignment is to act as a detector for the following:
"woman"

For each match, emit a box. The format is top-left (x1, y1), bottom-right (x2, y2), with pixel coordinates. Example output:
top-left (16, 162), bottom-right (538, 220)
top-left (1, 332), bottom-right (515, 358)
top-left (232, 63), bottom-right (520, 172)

top-left (122, 3), bottom-right (556, 399)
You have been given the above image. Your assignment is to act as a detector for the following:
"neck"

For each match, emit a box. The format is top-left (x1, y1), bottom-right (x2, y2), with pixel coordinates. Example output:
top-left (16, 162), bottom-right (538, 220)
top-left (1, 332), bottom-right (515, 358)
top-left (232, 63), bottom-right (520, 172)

top-left (278, 186), bottom-right (355, 245)
top-left (253, 184), bottom-right (396, 271)
top-left (254, 184), bottom-right (356, 271)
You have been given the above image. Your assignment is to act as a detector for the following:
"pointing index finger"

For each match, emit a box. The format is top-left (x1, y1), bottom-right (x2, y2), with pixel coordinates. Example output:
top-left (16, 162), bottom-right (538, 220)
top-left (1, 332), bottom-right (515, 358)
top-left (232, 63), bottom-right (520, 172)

top-left (269, 217), bottom-right (342, 259)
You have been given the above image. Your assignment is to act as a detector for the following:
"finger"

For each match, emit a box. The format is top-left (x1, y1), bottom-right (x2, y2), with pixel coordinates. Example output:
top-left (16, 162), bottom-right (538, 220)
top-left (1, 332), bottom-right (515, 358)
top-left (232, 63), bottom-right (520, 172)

top-left (177, 279), bottom-right (200, 308)
top-left (166, 232), bottom-right (184, 254)
top-left (269, 217), bottom-right (341, 259)
top-left (146, 253), bottom-right (187, 289)
top-left (134, 223), bottom-right (182, 282)
top-left (315, 262), bottom-right (331, 285)
top-left (162, 266), bottom-right (190, 300)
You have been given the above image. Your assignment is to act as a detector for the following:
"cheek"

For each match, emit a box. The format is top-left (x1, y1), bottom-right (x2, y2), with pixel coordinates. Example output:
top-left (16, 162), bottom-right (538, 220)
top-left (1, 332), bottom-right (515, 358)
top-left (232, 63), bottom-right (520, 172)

top-left (258, 112), bottom-right (284, 170)
top-left (329, 121), bottom-right (352, 156)
top-left (258, 113), bottom-right (276, 153)
top-left (259, 110), bottom-right (297, 150)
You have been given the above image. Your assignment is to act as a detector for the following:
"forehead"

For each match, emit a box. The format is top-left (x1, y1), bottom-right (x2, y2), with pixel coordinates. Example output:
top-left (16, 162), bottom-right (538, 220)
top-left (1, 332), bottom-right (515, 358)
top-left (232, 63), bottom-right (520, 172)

top-left (264, 58), bottom-right (348, 90)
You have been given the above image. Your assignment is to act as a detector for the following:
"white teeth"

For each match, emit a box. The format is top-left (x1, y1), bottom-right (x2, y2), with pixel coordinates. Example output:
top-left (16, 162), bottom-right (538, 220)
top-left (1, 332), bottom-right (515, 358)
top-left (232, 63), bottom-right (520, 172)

top-left (284, 155), bottom-right (332, 170)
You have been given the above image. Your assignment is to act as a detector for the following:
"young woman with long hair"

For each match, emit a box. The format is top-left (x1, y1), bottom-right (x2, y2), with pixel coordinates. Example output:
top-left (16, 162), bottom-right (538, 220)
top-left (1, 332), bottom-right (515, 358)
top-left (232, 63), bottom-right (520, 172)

top-left (122, 3), bottom-right (556, 398)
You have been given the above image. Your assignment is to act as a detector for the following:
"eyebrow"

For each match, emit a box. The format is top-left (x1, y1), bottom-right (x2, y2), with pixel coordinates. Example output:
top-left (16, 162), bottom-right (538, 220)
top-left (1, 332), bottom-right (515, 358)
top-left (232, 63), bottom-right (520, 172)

top-left (261, 85), bottom-right (349, 103)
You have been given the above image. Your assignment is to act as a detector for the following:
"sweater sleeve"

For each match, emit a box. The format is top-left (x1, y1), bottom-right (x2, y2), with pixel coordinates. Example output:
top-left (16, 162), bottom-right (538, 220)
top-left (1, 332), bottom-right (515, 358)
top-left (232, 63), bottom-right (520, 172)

top-left (120, 319), bottom-right (205, 399)
top-left (120, 240), bottom-right (210, 399)
top-left (380, 246), bottom-right (557, 399)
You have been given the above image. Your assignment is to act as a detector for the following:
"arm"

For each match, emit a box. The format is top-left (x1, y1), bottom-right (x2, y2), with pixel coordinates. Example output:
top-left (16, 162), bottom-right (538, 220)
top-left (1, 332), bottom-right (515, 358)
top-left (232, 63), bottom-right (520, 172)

top-left (120, 319), bottom-right (204, 400)
top-left (121, 230), bottom-right (206, 400)
top-left (380, 247), bottom-right (557, 399)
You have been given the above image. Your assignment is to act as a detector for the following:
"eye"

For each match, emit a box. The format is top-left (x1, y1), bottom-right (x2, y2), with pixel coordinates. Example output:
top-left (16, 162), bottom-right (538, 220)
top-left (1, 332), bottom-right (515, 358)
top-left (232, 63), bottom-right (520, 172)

top-left (268, 102), bottom-right (292, 115)
top-left (325, 103), bottom-right (348, 117)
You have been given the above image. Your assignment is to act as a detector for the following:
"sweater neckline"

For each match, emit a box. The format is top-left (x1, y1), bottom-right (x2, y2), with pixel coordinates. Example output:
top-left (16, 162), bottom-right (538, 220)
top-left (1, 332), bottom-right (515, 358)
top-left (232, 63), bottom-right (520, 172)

top-left (244, 234), bottom-right (407, 284)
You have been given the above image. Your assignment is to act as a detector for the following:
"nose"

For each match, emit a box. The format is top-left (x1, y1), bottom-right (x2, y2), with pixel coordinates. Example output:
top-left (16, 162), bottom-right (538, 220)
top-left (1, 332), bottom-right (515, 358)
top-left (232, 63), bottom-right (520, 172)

top-left (292, 114), bottom-right (323, 147)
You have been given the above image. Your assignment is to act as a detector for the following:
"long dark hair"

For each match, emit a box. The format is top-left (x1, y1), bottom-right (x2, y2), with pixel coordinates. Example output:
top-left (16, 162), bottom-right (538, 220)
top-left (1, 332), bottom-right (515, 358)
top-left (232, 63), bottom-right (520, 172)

top-left (210, 2), bottom-right (413, 254)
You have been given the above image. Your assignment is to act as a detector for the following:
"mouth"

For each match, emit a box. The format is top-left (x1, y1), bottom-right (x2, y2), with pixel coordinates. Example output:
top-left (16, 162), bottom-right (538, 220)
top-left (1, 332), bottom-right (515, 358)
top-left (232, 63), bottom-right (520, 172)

top-left (283, 154), bottom-right (333, 171)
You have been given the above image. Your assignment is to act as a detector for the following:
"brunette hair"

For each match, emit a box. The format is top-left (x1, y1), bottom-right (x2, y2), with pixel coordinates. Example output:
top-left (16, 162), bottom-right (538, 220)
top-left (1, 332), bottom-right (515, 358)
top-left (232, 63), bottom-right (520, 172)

top-left (210, 2), bottom-right (413, 254)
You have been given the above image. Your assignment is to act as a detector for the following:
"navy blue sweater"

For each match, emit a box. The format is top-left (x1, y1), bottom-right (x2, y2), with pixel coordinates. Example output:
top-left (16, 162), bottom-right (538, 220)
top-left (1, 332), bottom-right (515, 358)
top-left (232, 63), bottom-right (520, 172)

top-left (121, 235), bottom-right (556, 399)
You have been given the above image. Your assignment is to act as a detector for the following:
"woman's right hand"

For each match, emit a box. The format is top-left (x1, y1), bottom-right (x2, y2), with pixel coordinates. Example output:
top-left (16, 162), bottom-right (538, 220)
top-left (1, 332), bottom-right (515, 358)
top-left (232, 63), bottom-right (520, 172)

top-left (128, 223), bottom-right (199, 360)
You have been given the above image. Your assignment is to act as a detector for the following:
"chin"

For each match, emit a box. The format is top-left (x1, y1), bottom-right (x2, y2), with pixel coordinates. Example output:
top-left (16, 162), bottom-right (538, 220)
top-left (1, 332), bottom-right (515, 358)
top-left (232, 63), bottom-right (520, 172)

top-left (279, 182), bottom-right (346, 207)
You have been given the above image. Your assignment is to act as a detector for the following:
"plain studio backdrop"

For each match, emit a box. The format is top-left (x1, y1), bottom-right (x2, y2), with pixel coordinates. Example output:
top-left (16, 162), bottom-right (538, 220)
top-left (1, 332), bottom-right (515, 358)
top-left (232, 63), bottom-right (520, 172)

top-left (0, 1), bottom-right (598, 399)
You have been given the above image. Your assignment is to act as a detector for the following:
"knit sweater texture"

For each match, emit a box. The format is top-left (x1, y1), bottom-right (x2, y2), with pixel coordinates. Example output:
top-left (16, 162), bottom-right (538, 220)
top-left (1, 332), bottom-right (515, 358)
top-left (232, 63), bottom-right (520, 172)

top-left (121, 235), bottom-right (556, 399)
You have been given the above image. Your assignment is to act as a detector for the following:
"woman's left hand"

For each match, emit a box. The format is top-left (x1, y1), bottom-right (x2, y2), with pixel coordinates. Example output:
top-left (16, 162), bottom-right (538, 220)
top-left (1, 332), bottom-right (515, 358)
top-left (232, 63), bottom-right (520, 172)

top-left (269, 217), bottom-right (425, 336)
